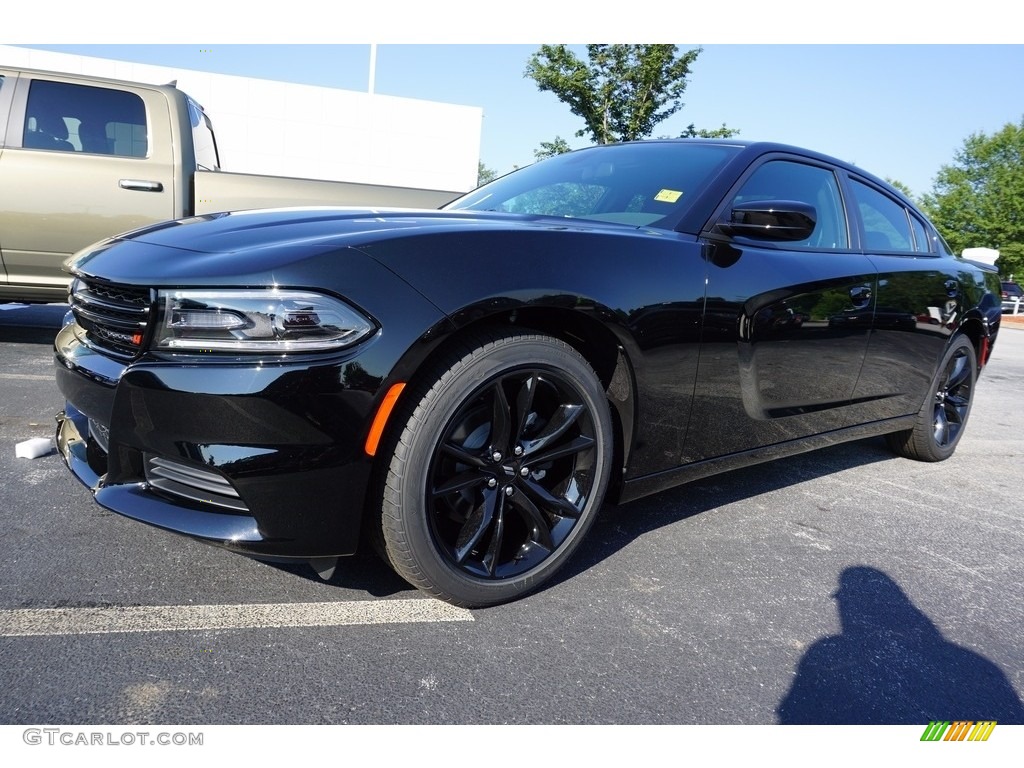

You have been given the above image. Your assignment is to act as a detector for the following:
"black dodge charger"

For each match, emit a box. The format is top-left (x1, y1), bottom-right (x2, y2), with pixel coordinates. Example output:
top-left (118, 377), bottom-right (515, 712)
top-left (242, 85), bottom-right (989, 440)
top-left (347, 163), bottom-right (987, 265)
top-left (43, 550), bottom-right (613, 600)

top-left (54, 140), bottom-right (1002, 607)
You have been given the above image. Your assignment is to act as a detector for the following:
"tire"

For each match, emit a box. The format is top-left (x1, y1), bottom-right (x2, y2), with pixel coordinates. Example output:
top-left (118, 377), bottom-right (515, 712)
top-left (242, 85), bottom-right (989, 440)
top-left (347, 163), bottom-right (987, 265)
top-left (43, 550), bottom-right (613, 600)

top-left (886, 335), bottom-right (977, 462)
top-left (378, 329), bottom-right (613, 607)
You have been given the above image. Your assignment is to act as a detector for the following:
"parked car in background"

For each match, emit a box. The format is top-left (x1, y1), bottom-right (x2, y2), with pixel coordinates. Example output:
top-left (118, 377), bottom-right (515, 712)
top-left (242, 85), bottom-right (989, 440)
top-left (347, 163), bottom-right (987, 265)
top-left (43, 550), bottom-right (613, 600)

top-left (1001, 281), bottom-right (1023, 313)
top-left (54, 140), bottom-right (1002, 607)
top-left (0, 65), bottom-right (459, 303)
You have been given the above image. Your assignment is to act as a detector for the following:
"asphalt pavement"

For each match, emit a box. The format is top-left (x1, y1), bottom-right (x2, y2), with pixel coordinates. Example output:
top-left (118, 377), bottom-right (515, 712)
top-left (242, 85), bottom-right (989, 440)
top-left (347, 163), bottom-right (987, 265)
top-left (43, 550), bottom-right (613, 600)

top-left (0, 302), bottom-right (1021, 726)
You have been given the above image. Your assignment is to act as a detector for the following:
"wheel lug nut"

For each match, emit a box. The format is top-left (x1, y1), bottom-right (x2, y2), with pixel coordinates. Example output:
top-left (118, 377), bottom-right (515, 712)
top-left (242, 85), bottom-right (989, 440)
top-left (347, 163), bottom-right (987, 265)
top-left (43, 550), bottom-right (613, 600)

top-left (487, 478), bottom-right (497, 488)
top-left (514, 446), bottom-right (524, 456)
top-left (504, 486), bottom-right (514, 497)
top-left (520, 467), bottom-right (529, 477)
top-left (492, 451), bottom-right (502, 462)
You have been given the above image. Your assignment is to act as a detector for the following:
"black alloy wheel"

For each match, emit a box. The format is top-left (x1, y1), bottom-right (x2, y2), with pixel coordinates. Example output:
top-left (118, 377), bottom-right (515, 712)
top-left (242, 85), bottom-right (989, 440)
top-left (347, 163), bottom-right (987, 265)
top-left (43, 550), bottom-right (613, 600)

top-left (886, 335), bottom-right (977, 462)
top-left (378, 329), bottom-right (612, 607)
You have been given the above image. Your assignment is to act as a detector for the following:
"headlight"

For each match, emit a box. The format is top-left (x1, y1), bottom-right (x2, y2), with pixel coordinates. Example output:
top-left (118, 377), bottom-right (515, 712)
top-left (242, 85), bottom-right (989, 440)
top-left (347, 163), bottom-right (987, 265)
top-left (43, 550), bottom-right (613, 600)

top-left (154, 289), bottom-right (375, 352)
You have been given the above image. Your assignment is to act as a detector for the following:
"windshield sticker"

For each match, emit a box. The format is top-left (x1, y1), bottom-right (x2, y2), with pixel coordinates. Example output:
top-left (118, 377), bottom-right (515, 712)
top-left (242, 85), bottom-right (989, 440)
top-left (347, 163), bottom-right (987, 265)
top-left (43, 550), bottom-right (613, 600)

top-left (654, 189), bottom-right (683, 203)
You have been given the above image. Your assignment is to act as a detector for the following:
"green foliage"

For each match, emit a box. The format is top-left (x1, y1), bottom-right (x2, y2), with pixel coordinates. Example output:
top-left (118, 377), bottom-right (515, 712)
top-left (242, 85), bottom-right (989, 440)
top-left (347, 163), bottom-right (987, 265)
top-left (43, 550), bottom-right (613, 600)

top-left (884, 177), bottom-right (916, 201)
top-left (534, 136), bottom-right (573, 161)
top-left (680, 123), bottom-right (739, 139)
top-left (477, 161), bottom-right (497, 187)
top-left (921, 118), bottom-right (1024, 277)
top-left (502, 182), bottom-right (605, 218)
top-left (525, 45), bottom-right (732, 144)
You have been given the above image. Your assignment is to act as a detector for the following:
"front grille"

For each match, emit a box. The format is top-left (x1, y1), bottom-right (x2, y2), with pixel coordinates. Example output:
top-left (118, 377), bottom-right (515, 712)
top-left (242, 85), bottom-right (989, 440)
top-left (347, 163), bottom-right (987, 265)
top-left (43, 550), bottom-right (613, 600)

top-left (70, 278), bottom-right (153, 358)
top-left (144, 454), bottom-right (250, 513)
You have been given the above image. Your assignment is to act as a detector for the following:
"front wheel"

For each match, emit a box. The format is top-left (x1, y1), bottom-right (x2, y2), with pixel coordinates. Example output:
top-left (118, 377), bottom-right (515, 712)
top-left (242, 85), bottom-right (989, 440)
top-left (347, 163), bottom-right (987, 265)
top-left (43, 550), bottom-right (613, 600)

top-left (886, 334), bottom-right (977, 462)
top-left (378, 330), bottom-right (613, 607)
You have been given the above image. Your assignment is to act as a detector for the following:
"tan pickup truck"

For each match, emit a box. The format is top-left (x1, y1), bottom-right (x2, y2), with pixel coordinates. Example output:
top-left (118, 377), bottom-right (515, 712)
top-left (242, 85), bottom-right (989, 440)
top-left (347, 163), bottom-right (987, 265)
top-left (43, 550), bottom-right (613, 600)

top-left (0, 66), bottom-right (461, 303)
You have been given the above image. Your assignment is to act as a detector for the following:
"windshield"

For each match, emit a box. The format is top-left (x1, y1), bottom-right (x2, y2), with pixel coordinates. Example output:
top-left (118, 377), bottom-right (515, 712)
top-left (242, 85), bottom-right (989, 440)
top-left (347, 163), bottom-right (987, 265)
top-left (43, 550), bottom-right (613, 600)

top-left (446, 142), bottom-right (740, 228)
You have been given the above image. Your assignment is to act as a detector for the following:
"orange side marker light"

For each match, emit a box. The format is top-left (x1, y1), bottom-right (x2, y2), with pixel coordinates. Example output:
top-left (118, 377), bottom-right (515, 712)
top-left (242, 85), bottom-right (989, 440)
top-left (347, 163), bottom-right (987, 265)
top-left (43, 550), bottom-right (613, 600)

top-left (364, 382), bottom-right (406, 457)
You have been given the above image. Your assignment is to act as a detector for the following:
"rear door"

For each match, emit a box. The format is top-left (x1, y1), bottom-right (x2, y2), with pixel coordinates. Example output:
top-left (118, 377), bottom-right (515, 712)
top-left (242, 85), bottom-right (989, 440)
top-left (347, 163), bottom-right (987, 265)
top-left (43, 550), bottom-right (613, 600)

top-left (846, 175), bottom-right (963, 420)
top-left (0, 72), bottom-right (177, 299)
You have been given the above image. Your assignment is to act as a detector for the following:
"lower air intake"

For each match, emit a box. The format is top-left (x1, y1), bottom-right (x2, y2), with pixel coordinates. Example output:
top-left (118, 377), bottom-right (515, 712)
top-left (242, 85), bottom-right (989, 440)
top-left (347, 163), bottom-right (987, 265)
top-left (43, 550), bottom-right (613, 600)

top-left (144, 454), bottom-right (249, 513)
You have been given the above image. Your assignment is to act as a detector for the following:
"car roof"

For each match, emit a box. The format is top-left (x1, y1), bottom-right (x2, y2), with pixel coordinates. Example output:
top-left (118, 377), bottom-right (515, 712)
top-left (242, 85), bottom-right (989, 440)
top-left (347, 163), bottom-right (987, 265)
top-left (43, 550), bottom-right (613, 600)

top-left (592, 138), bottom-right (913, 207)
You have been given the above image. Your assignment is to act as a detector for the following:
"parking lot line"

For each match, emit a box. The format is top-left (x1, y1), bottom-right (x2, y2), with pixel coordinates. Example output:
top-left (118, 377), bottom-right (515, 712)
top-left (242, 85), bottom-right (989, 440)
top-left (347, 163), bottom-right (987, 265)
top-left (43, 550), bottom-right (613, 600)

top-left (0, 373), bottom-right (53, 381)
top-left (0, 599), bottom-right (474, 637)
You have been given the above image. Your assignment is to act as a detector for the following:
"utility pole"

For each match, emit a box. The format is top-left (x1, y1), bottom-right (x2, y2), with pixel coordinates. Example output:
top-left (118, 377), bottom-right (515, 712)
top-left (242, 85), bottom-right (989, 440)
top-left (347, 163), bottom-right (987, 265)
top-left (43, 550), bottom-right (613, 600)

top-left (368, 44), bottom-right (377, 94)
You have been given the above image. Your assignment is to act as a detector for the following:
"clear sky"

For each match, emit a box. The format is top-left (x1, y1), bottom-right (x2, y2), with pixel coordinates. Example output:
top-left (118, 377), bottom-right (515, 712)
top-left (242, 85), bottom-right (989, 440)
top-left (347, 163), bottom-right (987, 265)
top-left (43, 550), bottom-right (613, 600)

top-left (11, 4), bottom-right (1024, 198)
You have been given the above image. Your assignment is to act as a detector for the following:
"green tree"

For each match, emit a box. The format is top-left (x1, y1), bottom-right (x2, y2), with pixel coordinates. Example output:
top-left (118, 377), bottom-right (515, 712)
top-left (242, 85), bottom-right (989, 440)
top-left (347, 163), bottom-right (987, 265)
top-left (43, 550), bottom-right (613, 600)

top-left (920, 118), bottom-right (1024, 277)
top-left (477, 161), bottom-right (497, 186)
top-left (534, 136), bottom-right (573, 161)
top-left (884, 177), bottom-right (916, 201)
top-left (680, 123), bottom-right (739, 139)
top-left (525, 44), bottom-right (733, 144)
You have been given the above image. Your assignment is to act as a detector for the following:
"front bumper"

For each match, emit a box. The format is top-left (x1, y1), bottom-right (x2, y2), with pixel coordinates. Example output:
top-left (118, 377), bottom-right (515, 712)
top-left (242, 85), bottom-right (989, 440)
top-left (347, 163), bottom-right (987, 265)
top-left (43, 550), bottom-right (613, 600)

top-left (54, 321), bottom-right (376, 559)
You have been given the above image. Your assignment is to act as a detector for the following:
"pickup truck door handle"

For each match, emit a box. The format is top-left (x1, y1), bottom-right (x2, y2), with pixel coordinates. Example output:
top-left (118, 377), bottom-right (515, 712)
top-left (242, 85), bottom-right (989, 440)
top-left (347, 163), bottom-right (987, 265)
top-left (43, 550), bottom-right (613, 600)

top-left (119, 179), bottom-right (164, 192)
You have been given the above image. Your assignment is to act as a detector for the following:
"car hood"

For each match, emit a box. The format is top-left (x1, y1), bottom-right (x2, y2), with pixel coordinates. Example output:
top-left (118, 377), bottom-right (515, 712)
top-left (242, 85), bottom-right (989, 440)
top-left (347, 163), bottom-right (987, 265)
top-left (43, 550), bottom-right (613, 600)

top-left (117, 207), bottom-right (646, 254)
top-left (66, 207), bottom-right (672, 286)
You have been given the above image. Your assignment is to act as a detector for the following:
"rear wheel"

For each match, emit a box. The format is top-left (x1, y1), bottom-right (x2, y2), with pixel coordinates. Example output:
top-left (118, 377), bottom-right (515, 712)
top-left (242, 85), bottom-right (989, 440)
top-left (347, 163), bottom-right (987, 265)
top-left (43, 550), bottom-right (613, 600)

top-left (886, 335), bottom-right (977, 462)
top-left (378, 329), bottom-right (612, 607)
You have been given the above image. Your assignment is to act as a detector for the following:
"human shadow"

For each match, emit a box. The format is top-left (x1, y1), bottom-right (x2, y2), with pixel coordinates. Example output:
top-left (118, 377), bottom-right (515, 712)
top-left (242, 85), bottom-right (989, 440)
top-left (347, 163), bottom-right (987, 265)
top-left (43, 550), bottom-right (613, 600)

top-left (777, 566), bottom-right (1024, 724)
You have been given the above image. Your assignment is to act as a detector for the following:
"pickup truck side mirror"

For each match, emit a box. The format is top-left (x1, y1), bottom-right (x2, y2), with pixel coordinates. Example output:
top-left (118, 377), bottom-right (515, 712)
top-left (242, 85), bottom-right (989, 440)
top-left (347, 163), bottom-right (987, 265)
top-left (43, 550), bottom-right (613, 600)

top-left (716, 200), bottom-right (817, 242)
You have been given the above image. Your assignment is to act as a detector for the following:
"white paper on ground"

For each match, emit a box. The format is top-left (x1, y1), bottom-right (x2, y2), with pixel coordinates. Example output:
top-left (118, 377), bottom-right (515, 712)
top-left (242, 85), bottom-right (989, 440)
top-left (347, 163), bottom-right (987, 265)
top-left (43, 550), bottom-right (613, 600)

top-left (15, 437), bottom-right (54, 459)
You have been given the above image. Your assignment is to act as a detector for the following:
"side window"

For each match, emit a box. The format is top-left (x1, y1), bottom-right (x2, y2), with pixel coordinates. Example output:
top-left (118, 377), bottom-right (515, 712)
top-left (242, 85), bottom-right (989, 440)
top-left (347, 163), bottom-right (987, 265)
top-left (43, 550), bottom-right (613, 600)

top-left (731, 160), bottom-right (849, 249)
top-left (909, 214), bottom-right (930, 253)
top-left (187, 96), bottom-right (220, 171)
top-left (850, 179), bottom-right (914, 252)
top-left (23, 79), bottom-right (148, 157)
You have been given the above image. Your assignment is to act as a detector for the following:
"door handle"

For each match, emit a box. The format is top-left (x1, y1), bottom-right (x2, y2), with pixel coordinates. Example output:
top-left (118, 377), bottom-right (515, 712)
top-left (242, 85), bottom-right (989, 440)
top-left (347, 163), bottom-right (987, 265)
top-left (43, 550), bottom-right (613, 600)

top-left (944, 279), bottom-right (959, 298)
top-left (119, 179), bottom-right (164, 192)
top-left (849, 285), bottom-right (872, 308)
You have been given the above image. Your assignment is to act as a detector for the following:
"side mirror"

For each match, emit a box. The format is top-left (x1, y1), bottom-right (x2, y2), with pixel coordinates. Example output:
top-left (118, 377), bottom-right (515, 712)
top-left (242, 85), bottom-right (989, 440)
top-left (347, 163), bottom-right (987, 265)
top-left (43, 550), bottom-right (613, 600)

top-left (716, 200), bottom-right (817, 242)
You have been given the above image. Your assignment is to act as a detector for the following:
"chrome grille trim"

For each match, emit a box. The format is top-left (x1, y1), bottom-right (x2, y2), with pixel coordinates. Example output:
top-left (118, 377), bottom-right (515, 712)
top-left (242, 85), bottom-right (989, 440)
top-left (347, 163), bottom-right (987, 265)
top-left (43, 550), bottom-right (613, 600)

top-left (145, 455), bottom-right (250, 513)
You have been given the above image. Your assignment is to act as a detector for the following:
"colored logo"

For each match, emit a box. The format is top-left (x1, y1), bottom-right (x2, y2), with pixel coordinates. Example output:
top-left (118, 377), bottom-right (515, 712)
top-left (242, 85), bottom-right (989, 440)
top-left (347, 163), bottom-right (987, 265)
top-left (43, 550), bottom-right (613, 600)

top-left (921, 721), bottom-right (997, 741)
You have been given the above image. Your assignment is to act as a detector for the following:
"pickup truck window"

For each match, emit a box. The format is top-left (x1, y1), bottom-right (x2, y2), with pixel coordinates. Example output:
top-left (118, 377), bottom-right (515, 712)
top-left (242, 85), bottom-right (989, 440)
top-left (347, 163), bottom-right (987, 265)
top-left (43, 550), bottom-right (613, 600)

top-left (23, 79), bottom-right (148, 158)
top-left (187, 95), bottom-right (220, 171)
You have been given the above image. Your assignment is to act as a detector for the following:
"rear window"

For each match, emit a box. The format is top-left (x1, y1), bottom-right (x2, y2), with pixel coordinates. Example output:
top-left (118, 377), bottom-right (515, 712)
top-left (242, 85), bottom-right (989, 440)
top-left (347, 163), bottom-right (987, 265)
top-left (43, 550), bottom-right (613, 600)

top-left (850, 179), bottom-right (914, 252)
top-left (23, 79), bottom-right (148, 158)
top-left (187, 95), bottom-right (219, 171)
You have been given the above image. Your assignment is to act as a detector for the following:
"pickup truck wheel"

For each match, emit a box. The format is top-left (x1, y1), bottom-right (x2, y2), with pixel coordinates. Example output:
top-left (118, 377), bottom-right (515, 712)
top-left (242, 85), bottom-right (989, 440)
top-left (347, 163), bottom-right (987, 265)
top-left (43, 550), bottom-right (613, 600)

top-left (378, 329), bottom-right (612, 608)
top-left (886, 335), bottom-right (976, 462)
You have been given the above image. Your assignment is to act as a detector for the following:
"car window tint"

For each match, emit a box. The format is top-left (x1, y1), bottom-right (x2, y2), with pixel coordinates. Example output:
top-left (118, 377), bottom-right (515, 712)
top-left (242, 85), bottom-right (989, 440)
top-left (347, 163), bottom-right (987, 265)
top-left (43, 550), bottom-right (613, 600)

top-left (448, 142), bottom-right (741, 228)
top-left (909, 213), bottom-right (930, 253)
top-left (500, 182), bottom-right (607, 217)
top-left (851, 179), bottom-right (914, 252)
top-left (23, 79), bottom-right (148, 157)
top-left (731, 160), bottom-right (848, 249)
